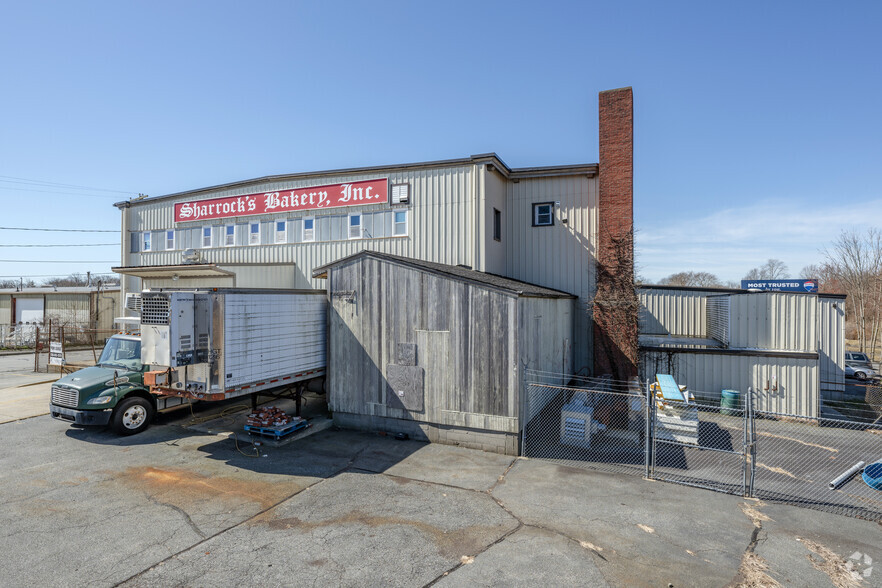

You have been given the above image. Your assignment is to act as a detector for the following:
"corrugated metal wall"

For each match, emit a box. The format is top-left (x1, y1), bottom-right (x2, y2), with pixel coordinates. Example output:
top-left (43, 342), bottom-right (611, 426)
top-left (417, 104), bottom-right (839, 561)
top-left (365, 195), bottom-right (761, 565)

top-left (638, 288), bottom-right (707, 337)
top-left (728, 293), bottom-right (816, 351)
top-left (818, 296), bottom-right (846, 395)
top-left (125, 166), bottom-right (475, 292)
top-left (505, 175), bottom-right (596, 373)
top-left (44, 294), bottom-right (90, 325)
top-left (640, 350), bottom-right (819, 417)
top-left (0, 295), bottom-right (10, 324)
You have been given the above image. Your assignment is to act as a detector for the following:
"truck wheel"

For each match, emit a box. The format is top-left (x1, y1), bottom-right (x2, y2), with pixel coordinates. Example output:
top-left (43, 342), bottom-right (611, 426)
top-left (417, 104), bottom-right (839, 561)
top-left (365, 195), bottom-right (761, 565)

top-left (111, 397), bottom-right (154, 435)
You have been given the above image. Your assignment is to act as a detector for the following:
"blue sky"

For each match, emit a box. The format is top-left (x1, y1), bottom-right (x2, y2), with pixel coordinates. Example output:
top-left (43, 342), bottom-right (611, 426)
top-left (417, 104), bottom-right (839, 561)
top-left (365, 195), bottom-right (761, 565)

top-left (1, 1), bottom-right (880, 284)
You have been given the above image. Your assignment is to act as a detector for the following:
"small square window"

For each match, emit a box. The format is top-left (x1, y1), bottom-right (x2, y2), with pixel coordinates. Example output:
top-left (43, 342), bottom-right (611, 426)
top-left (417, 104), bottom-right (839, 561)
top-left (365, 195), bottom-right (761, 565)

top-left (202, 226), bottom-right (212, 248)
top-left (493, 208), bottom-right (501, 241)
top-left (224, 225), bottom-right (235, 246)
top-left (275, 220), bottom-right (287, 244)
top-left (249, 223), bottom-right (260, 245)
top-left (391, 183), bottom-right (410, 204)
top-left (393, 210), bottom-right (407, 236)
top-left (532, 202), bottom-right (554, 227)
top-left (303, 217), bottom-right (315, 242)
top-left (142, 232), bottom-right (152, 252)
top-left (348, 214), bottom-right (362, 239)
top-left (166, 230), bottom-right (175, 250)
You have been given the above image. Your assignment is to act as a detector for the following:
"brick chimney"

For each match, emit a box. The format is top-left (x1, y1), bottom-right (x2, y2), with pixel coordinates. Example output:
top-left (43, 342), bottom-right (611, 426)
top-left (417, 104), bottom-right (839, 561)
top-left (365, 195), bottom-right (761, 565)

top-left (593, 87), bottom-right (638, 380)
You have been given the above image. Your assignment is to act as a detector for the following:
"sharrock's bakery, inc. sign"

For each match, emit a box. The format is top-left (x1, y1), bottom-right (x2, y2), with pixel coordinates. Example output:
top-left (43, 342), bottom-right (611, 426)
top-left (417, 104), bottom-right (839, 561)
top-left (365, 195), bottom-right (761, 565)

top-left (174, 178), bottom-right (388, 223)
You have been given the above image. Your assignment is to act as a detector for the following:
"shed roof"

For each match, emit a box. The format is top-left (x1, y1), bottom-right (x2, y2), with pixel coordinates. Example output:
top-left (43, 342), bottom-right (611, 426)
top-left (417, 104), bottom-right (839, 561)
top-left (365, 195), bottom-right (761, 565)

top-left (0, 286), bottom-right (119, 295)
top-left (313, 251), bottom-right (575, 299)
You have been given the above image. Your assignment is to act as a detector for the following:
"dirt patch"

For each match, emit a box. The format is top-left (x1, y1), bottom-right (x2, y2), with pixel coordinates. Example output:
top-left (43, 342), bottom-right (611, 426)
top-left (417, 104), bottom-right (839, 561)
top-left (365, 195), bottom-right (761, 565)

top-left (260, 509), bottom-right (509, 560)
top-left (740, 501), bottom-right (772, 527)
top-left (730, 551), bottom-right (781, 588)
top-left (117, 466), bottom-right (292, 511)
top-left (800, 538), bottom-right (864, 588)
top-left (637, 524), bottom-right (655, 534)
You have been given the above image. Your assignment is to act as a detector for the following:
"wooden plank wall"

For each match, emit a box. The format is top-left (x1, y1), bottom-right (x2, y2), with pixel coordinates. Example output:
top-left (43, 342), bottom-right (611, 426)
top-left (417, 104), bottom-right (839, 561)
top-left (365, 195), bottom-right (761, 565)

top-left (328, 256), bottom-right (541, 433)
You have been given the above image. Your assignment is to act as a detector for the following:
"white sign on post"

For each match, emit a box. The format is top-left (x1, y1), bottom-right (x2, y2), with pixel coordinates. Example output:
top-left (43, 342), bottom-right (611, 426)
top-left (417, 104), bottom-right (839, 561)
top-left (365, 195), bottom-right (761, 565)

top-left (49, 341), bottom-right (65, 366)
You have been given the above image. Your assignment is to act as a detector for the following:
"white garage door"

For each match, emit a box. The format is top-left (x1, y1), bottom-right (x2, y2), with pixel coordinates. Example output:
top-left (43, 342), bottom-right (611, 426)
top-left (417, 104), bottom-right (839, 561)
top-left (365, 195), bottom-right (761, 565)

top-left (15, 297), bottom-right (44, 324)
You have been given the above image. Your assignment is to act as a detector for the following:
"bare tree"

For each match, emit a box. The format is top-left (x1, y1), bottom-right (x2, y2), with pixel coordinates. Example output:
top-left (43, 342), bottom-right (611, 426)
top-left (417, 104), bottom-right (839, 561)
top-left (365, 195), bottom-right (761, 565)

top-left (0, 279), bottom-right (37, 289)
top-left (743, 259), bottom-right (789, 280)
top-left (823, 229), bottom-right (882, 357)
top-left (41, 273), bottom-right (90, 287)
top-left (658, 271), bottom-right (723, 288)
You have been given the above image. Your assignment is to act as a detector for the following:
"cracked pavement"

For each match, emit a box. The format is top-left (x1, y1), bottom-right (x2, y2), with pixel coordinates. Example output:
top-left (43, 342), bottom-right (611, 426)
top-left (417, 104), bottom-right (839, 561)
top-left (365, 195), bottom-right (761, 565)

top-left (1, 413), bottom-right (881, 587)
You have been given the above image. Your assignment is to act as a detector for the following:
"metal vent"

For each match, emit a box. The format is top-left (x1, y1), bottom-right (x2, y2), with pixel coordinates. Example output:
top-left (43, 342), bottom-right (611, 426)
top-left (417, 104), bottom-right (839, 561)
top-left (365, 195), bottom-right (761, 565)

top-left (141, 295), bottom-right (170, 325)
top-left (125, 293), bottom-right (141, 312)
top-left (197, 333), bottom-right (209, 348)
top-left (391, 183), bottom-right (410, 204)
top-left (179, 335), bottom-right (192, 351)
top-left (707, 295), bottom-right (730, 346)
top-left (563, 417), bottom-right (587, 440)
top-left (51, 385), bottom-right (79, 408)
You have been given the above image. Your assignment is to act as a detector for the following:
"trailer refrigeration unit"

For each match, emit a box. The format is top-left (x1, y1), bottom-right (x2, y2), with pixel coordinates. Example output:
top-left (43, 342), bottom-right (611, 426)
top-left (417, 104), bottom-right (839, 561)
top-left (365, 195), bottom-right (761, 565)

top-left (141, 289), bottom-right (327, 405)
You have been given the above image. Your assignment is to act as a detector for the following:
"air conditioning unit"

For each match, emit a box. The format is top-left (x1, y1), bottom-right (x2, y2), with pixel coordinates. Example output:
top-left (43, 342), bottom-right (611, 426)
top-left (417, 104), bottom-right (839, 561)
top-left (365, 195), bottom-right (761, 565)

top-left (182, 248), bottom-right (201, 264)
top-left (391, 183), bottom-right (410, 204)
top-left (125, 293), bottom-right (141, 312)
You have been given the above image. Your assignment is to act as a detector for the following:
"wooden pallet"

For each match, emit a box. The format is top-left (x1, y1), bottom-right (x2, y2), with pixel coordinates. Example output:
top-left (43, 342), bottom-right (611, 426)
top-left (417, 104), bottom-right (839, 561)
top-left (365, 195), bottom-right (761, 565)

top-left (244, 419), bottom-right (310, 439)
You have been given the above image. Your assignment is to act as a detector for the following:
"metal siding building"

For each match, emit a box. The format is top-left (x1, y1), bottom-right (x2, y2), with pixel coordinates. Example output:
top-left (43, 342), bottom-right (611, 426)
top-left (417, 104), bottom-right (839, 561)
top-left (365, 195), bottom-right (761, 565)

top-left (116, 155), bottom-right (599, 372)
top-left (0, 287), bottom-right (121, 331)
top-left (317, 251), bottom-right (575, 455)
top-left (638, 285), bottom-right (846, 418)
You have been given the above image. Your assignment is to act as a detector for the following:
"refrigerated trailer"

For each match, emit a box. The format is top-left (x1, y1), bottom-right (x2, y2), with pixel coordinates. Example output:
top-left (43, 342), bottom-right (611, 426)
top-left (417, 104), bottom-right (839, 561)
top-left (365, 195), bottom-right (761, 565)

top-left (141, 289), bottom-right (327, 402)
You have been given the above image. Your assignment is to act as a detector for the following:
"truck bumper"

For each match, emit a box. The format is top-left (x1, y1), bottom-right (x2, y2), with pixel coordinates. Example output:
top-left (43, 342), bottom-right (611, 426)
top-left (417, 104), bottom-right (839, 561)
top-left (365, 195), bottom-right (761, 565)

top-left (50, 405), bottom-right (112, 426)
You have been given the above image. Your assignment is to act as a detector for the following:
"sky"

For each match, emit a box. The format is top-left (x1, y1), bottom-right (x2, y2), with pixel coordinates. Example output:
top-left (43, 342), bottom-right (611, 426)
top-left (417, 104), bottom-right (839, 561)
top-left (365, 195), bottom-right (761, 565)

top-left (1, 1), bottom-right (880, 285)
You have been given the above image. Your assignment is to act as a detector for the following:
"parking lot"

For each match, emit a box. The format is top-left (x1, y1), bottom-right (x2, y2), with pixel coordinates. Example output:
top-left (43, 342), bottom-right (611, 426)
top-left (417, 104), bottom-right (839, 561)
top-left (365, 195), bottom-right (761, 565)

top-left (0, 350), bottom-right (881, 587)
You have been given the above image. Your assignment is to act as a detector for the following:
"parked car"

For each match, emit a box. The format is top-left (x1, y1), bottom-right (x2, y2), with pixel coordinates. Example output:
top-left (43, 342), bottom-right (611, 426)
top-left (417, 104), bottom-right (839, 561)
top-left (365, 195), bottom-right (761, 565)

top-left (845, 351), bottom-right (873, 368)
top-left (845, 362), bottom-right (878, 381)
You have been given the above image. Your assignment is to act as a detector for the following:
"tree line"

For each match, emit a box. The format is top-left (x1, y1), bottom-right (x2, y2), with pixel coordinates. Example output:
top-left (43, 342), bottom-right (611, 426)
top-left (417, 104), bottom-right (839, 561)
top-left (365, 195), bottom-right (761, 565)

top-left (0, 273), bottom-right (120, 289)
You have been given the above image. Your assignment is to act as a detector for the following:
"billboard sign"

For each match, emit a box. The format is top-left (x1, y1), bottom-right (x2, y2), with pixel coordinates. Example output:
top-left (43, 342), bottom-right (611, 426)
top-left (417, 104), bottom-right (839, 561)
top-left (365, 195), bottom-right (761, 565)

top-left (174, 178), bottom-right (388, 223)
top-left (741, 279), bottom-right (818, 293)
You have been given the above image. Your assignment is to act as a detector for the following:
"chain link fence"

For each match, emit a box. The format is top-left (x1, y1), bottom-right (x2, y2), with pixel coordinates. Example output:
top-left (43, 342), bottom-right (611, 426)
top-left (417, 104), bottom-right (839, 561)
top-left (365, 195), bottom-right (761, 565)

top-left (522, 369), bottom-right (882, 522)
top-left (34, 325), bottom-right (117, 373)
top-left (0, 325), bottom-right (38, 349)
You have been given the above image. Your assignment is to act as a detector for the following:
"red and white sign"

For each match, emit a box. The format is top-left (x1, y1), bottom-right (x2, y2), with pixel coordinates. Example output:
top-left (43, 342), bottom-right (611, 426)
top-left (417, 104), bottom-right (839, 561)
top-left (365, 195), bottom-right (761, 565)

top-left (174, 178), bottom-right (388, 223)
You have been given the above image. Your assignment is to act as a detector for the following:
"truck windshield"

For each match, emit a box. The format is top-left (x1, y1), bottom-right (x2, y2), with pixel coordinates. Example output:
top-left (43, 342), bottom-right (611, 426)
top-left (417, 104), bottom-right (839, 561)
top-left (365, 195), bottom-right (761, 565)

top-left (98, 338), bottom-right (142, 371)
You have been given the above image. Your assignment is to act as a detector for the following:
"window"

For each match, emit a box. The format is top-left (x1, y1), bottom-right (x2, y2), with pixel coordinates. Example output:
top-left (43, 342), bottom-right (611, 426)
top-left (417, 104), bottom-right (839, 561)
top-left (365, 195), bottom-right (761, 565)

top-left (202, 226), bottom-right (212, 248)
top-left (493, 208), bottom-right (501, 241)
top-left (142, 232), bottom-right (152, 252)
top-left (166, 230), bottom-right (175, 250)
top-left (393, 210), bottom-right (407, 236)
top-left (249, 223), bottom-right (260, 245)
top-left (224, 225), bottom-right (235, 246)
top-left (302, 217), bottom-right (315, 242)
top-left (532, 202), bottom-right (554, 227)
top-left (348, 214), bottom-right (362, 239)
top-left (275, 220), bottom-right (287, 244)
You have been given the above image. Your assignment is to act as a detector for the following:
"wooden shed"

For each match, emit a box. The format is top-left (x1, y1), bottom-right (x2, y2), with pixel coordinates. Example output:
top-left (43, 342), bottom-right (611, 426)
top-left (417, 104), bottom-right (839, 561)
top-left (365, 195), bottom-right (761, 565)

top-left (313, 251), bottom-right (575, 455)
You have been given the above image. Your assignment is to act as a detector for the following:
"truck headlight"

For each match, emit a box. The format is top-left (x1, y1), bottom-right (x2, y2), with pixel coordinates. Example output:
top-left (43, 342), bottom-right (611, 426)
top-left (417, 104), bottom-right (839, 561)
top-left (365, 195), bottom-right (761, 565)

top-left (86, 395), bottom-right (115, 405)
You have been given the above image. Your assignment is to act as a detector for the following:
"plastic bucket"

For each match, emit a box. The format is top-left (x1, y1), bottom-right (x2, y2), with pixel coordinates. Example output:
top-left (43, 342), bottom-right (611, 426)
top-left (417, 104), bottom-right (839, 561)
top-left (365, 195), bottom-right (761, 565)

top-left (720, 389), bottom-right (742, 416)
top-left (863, 462), bottom-right (882, 491)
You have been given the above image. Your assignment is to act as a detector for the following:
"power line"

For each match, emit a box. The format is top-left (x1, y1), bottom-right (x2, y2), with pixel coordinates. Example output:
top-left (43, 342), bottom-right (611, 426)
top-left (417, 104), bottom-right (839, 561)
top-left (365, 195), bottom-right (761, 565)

top-left (0, 243), bottom-right (119, 247)
top-left (0, 174), bottom-right (136, 194)
top-left (0, 260), bottom-right (117, 263)
top-left (0, 185), bottom-right (131, 198)
top-left (0, 226), bottom-right (118, 233)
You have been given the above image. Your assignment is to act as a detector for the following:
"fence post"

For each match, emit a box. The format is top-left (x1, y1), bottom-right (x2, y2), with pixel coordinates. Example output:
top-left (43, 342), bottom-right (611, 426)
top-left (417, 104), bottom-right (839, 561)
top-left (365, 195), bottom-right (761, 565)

top-left (748, 386), bottom-right (757, 497)
top-left (644, 378), bottom-right (651, 479)
top-left (33, 326), bottom-right (40, 372)
top-left (741, 387), bottom-right (748, 496)
top-left (520, 366), bottom-right (528, 457)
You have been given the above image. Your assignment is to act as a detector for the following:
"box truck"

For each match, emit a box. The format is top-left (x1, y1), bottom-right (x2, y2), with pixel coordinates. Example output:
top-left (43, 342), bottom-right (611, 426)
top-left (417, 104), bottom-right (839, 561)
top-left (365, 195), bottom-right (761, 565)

top-left (51, 288), bottom-right (327, 435)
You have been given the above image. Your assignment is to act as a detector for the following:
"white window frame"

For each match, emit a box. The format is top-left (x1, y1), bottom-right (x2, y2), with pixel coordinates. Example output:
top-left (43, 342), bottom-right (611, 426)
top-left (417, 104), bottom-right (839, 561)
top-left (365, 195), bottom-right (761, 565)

top-left (532, 202), bottom-right (554, 227)
top-left (348, 214), bottom-right (362, 239)
top-left (224, 224), bottom-right (236, 247)
top-left (302, 216), bottom-right (315, 242)
top-left (166, 230), bottom-right (175, 250)
top-left (202, 226), bottom-right (212, 248)
top-left (275, 220), bottom-right (287, 244)
top-left (393, 210), bottom-right (408, 236)
top-left (249, 222), bottom-right (260, 245)
top-left (142, 232), bottom-right (152, 252)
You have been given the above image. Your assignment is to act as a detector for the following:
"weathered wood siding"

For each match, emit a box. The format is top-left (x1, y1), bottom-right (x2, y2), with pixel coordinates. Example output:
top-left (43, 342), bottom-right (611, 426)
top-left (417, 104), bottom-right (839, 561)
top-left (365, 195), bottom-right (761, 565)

top-left (328, 257), bottom-right (573, 434)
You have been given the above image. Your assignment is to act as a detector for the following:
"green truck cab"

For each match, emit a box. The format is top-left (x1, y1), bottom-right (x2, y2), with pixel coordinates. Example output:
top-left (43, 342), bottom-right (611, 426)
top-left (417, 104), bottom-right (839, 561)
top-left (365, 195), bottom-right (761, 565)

top-left (49, 334), bottom-right (166, 435)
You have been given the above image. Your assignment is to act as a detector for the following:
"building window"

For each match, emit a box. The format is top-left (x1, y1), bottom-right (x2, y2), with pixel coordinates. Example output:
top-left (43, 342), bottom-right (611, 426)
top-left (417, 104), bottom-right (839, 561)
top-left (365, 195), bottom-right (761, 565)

top-left (166, 230), bottom-right (175, 250)
top-left (493, 208), bottom-right (501, 241)
top-left (142, 232), bottom-right (152, 251)
top-left (224, 224), bottom-right (235, 246)
top-left (249, 223), bottom-right (260, 245)
top-left (393, 210), bottom-right (407, 236)
top-left (202, 226), bottom-right (212, 248)
top-left (348, 214), bottom-right (362, 239)
top-left (302, 217), bottom-right (315, 242)
top-left (532, 202), bottom-right (554, 227)
top-left (275, 220), bottom-right (287, 244)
